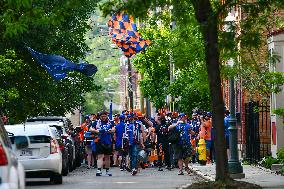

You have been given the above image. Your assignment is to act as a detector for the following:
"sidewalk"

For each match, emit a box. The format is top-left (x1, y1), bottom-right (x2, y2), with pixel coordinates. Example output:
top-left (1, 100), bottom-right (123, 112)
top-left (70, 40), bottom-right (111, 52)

top-left (190, 163), bottom-right (284, 189)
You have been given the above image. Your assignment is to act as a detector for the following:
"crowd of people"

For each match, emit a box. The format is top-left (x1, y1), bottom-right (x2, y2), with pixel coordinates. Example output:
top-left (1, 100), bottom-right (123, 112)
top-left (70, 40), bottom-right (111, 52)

top-left (78, 109), bottom-right (230, 177)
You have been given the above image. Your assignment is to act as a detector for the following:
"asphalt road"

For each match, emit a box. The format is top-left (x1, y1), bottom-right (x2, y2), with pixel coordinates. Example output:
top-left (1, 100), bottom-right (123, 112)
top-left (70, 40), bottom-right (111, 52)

top-left (26, 166), bottom-right (203, 189)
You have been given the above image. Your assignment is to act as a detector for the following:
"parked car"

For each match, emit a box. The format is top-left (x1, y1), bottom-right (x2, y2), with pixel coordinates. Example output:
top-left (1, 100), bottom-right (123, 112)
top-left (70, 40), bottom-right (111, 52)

top-left (26, 116), bottom-right (76, 171)
top-left (49, 124), bottom-right (71, 175)
top-left (4, 123), bottom-right (63, 184)
top-left (0, 121), bottom-right (26, 189)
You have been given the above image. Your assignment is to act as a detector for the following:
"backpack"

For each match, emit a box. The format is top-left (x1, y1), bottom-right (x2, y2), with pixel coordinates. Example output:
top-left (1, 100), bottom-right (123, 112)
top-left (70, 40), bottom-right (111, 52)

top-left (168, 128), bottom-right (180, 144)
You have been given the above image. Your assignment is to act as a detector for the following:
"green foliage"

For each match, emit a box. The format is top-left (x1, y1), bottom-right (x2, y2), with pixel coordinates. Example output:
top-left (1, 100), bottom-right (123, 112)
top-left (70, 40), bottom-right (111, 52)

top-left (0, 0), bottom-right (100, 122)
top-left (272, 108), bottom-right (284, 117)
top-left (131, 5), bottom-right (211, 111)
top-left (84, 11), bottom-right (123, 114)
top-left (260, 156), bottom-right (280, 169)
top-left (130, 15), bottom-right (171, 108)
top-left (277, 147), bottom-right (284, 164)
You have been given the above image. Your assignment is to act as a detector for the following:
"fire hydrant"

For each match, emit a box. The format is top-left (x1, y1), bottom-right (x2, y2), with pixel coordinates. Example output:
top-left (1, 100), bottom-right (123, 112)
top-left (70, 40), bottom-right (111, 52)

top-left (197, 139), bottom-right (206, 165)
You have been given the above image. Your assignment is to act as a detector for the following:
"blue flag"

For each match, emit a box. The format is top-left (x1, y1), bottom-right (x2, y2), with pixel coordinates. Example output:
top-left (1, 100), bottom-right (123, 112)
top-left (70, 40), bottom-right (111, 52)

top-left (28, 47), bottom-right (97, 80)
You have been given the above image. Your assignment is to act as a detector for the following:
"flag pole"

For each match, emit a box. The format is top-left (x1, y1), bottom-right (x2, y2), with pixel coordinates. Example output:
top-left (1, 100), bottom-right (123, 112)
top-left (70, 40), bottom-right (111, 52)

top-left (109, 100), bottom-right (113, 120)
top-left (127, 57), bottom-right (134, 111)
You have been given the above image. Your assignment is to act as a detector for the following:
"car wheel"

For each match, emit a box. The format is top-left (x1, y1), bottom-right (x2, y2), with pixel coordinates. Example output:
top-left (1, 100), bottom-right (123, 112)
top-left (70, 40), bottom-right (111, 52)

top-left (72, 159), bottom-right (77, 170)
top-left (62, 165), bottom-right (69, 176)
top-left (50, 173), bottom-right (63, 184)
top-left (69, 158), bottom-right (74, 172)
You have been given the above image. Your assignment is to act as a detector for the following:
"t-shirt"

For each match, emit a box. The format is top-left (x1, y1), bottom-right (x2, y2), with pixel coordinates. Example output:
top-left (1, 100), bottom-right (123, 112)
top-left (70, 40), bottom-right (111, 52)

top-left (202, 120), bottom-right (212, 141)
top-left (224, 115), bottom-right (230, 137)
top-left (96, 120), bottom-right (113, 145)
top-left (89, 120), bottom-right (97, 130)
top-left (191, 118), bottom-right (201, 134)
top-left (127, 121), bottom-right (141, 145)
top-left (154, 124), bottom-right (169, 143)
top-left (115, 121), bottom-right (125, 148)
top-left (175, 122), bottom-right (191, 145)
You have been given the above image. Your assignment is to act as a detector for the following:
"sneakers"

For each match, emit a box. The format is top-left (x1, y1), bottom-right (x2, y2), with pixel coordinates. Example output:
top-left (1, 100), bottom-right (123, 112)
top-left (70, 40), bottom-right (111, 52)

top-left (178, 170), bottom-right (184, 175)
top-left (96, 169), bottom-right (102, 176)
top-left (206, 157), bottom-right (211, 164)
top-left (158, 167), bottom-right (163, 171)
top-left (125, 167), bottom-right (131, 172)
top-left (106, 169), bottom-right (112, 176)
top-left (131, 168), bottom-right (138, 176)
top-left (185, 167), bottom-right (192, 175)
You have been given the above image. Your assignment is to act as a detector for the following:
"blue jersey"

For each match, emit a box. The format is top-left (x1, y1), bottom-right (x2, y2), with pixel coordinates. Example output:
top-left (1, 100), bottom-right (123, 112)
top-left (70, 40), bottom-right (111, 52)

top-left (191, 118), bottom-right (201, 135)
top-left (127, 122), bottom-right (141, 146)
top-left (224, 115), bottom-right (230, 137)
top-left (90, 120), bottom-right (97, 129)
top-left (115, 121), bottom-right (125, 148)
top-left (175, 122), bottom-right (191, 145)
top-left (96, 121), bottom-right (113, 145)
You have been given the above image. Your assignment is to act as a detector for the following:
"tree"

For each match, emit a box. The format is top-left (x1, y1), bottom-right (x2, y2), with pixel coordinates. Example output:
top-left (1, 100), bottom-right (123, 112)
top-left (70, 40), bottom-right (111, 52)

top-left (132, 8), bottom-right (211, 111)
top-left (84, 11), bottom-right (122, 114)
top-left (0, 0), bottom-right (99, 122)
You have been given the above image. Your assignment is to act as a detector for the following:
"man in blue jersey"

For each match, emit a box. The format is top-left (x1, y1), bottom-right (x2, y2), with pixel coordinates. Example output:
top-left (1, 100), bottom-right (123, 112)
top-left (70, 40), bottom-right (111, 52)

top-left (127, 113), bottom-right (145, 175)
top-left (169, 113), bottom-right (194, 175)
top-left (90, 111), bottom-right (115, 176)
top-left (114, 114), bottom-right (130, 171)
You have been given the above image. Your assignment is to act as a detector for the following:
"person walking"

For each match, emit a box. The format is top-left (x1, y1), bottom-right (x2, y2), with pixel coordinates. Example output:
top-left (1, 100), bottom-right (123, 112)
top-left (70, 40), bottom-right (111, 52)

top-left (127, 113), bottom-right (145, 176)
top-left (114, 114), bottom-right (130, 171)
top-left (90, 111), bottom-right (115, 176)
top-left (154, 113), bottom-right (171, 171)
top-left (169, 113), bottom-right (194, 175)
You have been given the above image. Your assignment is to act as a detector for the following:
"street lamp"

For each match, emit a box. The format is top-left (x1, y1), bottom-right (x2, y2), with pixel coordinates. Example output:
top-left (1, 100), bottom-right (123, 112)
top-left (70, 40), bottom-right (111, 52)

top-left (225, 12), bottom-right (245, 178)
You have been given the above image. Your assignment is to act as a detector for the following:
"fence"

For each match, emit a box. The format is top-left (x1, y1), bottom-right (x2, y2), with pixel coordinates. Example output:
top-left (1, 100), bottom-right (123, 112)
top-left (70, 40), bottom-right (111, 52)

top-left (244, 101), bottom-right (271, 164)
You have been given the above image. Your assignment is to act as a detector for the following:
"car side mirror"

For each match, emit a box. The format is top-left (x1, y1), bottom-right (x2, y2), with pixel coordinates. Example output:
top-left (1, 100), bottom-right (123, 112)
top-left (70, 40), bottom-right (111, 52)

top-left (15, 136), bottom-right (29, 149)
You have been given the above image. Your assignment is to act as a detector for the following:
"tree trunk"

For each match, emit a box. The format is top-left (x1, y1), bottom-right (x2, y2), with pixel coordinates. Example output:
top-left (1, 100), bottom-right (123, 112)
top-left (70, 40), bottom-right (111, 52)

top-left (191, 0), bottom-right (230, 181)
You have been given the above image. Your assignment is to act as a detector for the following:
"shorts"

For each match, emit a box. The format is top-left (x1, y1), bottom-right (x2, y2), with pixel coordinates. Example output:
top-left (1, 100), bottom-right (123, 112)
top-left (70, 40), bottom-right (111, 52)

top-left (85, 145), bottom-right (92, 155)
top-left (173, 144), bottom-right (191, 160)
top-left (96, 142), bottom-right (113, 155)
top-left (225, 136), bottom-right (230, 149)
top-left (205, 140), bottom-right (212, 150)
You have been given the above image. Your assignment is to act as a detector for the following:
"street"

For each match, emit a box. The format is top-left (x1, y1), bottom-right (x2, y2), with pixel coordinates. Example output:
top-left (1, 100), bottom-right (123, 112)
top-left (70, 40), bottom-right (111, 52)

top-left (26, 166), bottom-right (203, 189)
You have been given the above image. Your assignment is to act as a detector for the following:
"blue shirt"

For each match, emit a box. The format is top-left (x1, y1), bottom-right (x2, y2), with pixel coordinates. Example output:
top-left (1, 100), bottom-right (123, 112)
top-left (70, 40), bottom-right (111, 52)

top-left (115, 121), bottom-right (125, 148)
top-left (127, 122), bottom-right (141, 145)
top-left (90, 120), bottom-right (97, 129)
top-left (224, 115), bottom-right (230, 137)
top-left (191, 118), bottom-right (201, 134)
top-left (175, 122), bottom-right (191, 145)
top-left (97, 121), bottom-right (113, 145)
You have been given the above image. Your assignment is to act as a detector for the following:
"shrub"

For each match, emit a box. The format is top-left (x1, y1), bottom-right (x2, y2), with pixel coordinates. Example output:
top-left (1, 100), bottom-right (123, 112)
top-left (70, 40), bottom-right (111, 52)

top-left (277, 147), bottom-right (284, 163)
top-left (260, 156), bottom-right (280, 169)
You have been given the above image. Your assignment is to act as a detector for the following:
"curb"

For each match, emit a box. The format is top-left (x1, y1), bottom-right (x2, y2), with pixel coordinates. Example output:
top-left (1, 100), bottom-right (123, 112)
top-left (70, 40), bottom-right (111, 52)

top-left (191, 167), bottom-right (215, 181)
top-left (178, 167), bottom-right (214, 189)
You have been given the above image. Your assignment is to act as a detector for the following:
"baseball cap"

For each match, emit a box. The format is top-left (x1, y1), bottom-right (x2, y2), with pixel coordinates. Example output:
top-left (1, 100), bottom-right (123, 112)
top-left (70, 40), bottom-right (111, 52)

top-left (178, 113), bottom-right (186, 118)
top-left (119, 114), bottom-right (126, 119)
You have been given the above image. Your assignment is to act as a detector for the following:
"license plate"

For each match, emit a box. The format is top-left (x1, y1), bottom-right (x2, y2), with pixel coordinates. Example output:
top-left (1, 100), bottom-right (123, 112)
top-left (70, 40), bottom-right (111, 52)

top-left (21, 149), bottom-right (32, 156)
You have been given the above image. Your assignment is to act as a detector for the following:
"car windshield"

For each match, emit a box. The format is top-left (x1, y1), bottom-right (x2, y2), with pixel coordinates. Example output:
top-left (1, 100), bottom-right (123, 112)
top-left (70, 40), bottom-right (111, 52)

top-left (10, 135), bottom-right (50, 144)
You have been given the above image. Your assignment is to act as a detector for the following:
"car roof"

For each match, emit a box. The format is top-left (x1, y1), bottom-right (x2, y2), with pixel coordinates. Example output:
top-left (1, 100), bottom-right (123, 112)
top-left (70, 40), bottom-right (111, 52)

top-left (4, 124), bottom-right (53, 136)
top-left (26, 116), bottom-right (66, 122)
top-left (25, 121), bottom-right (64, 127)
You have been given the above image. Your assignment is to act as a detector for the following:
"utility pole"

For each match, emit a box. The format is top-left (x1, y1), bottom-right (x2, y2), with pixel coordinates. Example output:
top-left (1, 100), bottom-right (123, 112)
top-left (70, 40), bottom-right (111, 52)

top-left (127, 57), bottom-right (134, 111)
